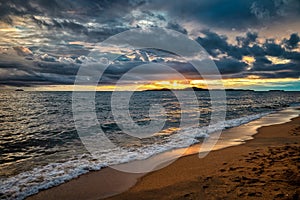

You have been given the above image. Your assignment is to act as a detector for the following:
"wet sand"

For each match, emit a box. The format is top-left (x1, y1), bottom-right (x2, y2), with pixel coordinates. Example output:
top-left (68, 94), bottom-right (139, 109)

top-left (28, 115), bottom-right (300, 200)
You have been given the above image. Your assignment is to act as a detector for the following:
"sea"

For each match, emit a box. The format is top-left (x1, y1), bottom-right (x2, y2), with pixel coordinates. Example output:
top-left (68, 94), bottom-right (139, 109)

top-left (1, 90), bottom-right (300, 199)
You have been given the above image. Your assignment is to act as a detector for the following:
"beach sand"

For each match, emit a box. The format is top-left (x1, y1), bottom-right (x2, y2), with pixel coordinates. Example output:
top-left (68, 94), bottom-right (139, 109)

top-left (28, 116), bottom-right (300, 200)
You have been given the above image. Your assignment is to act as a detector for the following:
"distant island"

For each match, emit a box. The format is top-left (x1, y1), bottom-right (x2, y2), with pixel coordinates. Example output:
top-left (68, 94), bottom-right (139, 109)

top-left (15, 89), bottom-right (24, 91)
top-left (144, 87), bottom-right (254, 92)
top-left (268, 90), bottom-right (285, 92)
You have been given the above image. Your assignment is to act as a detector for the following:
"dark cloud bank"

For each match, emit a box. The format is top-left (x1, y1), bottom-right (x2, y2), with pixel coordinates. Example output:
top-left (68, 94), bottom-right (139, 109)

top-left (0, 0), bottom-right (299, 87)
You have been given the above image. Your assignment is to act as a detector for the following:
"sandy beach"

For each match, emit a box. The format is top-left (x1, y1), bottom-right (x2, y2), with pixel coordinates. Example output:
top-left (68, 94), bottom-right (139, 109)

top-left (28, 112), bottom-right (300, 200)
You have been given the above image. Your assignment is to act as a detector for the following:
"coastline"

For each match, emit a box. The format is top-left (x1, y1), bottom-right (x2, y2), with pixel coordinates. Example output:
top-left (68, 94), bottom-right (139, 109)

top-left (27, 108), bottom-right (300, 200)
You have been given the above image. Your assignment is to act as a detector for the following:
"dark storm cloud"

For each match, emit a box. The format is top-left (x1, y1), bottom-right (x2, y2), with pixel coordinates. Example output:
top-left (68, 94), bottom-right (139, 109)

top-left (196, 30), bottom-right (230, 56)
top-left (195, 30), bottom-right (300, 78)
top-left (197, 29), bottom-right (298, 61)
top-left (31, 16), bottom-right (88, 34)
top-left (36, 61), bottom-right (78, 76)
top-left (196, 30), bottom-right (254, 60)
top-left (263, 39), bottom-right (285, 57)
top-left (0, 0), bottom-right (61, 24)
top-left (0, 0), bottom-right (139, 23)
top-left (252, 60), bottom-right (296, 72)
top-left (253, 56), bottom-right (272, 65)
top-left (236, 32), bottom-right (258, 47)
top-left (166, 22), bottom-right (187, 34)
top-left (100, 60), bottom-right (207, 82)
top-left (273, 71), bottom-right (300, 79)
top-left (285, 51), bottom-right (300, 61)
top-left (1, 0), bottom-right (299, 38)
top-left (0, 0), bottom-right (164, 40)
top-left (250, 70), bottom-right (300, 79)
top-left (148, 0), bottom-right (300, 29)
top-left (215, 58), bottom-right (247, 74)
top-left (3, 0), bottom-right (299, 32)
top-left (85, 27), bottom-right (130, 43)
top-left (0, 50), bottom-right (82, 86)
top-left (284, 33), bottom-right (300, 49)
top-left (237, 70), bottom-right (300, 79)
top-left (0, 0), bottom-right (143, 44)
top-left (246, 44), bottom-right (265, 57)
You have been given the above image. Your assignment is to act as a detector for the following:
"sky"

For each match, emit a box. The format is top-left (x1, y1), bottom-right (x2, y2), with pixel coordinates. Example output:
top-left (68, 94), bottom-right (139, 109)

top-left (0, 0), bottom-right (300, 91)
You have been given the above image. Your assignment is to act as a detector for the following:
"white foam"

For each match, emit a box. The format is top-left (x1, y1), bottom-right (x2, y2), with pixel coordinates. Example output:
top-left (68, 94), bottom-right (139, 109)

top-left (0, 112), bottom-right (272, 200)
top-left (0, 156), bottom-right (106, 200)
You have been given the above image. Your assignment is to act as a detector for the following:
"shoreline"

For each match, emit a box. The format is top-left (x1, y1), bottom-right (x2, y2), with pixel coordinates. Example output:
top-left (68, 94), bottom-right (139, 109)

top-left (27, 108), bottom-right (300, 200)
top-left (106, 114), bottom-right (300, 199)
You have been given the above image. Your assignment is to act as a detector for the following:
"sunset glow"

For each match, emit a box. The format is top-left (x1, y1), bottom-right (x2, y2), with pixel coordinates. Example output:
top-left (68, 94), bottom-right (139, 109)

top-left (31, 77), bottom-right (300, 91)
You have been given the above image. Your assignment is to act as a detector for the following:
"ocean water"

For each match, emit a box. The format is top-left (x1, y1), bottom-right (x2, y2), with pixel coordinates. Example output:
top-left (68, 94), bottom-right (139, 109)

top-left (1, 90), bottom-right (300, 199)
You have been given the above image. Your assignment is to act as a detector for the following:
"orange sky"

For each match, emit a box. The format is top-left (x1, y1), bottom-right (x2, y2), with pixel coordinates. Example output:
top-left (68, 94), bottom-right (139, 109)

top-left (30, 77), bottom-right (300, 91)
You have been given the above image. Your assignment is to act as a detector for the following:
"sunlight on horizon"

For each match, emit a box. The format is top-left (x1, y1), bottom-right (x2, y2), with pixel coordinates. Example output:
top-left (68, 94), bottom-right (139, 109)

top-left (22, 77), bottom-right (300, 91)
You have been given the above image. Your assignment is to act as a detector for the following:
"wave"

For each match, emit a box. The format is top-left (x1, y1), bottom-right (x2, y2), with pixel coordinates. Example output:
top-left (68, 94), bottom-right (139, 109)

top-left (0, 112), bottom-right (272, 200)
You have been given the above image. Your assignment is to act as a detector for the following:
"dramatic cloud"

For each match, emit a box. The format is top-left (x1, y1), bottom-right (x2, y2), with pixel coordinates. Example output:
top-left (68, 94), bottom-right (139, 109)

top-left (0, 0), bottom-right (299, 90)
top-left (146, 0), bottom-right (300, 29)
top-left (284, 33), bottom-right (300, 49)
top-left (166, 22), bottom-right (187, 34)
top-left (236, 32), bottom-right (258, 47)
top-left (195, 30), bottom-right (300, 79)
top-left (196, 30), bottom-right (230, 57)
